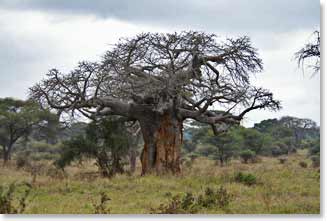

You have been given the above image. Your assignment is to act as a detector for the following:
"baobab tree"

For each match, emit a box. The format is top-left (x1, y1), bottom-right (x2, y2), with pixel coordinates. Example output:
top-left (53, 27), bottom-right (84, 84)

top-left (30, 32), bottom-right (280, 174)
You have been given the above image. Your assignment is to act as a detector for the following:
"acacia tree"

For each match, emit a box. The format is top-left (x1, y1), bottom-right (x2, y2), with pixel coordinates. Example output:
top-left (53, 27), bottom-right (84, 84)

top-left (295, 31), bottom-right (320, 75)
top-left (206, 128), bottom-right (242, 166)
top-left (30, 32), bottom-right (280, 174)
top-left (0, 98), bottom-right (56, 164)
top-left (279, 116), bottom-right (318, 146)
top-left (238, 127), bottom-right (272, 155)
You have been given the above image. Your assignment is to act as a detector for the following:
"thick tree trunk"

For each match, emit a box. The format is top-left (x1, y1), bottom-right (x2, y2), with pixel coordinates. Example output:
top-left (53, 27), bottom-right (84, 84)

top-left (139, 113), bottom-right (182, 175)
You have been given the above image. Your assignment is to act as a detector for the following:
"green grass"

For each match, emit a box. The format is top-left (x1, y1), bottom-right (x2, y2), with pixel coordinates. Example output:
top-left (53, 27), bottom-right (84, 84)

top-left (0, 149), bottom-right (320, 214)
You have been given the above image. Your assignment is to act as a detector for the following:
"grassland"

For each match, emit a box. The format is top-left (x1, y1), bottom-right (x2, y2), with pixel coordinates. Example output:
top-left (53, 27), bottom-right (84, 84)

top-left (0, 149), bottom-right (320, 214)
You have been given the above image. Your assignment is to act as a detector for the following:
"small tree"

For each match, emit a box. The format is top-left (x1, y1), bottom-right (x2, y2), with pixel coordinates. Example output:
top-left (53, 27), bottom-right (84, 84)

top-left (238, 128), bottom-right (271, 155)
top-left (206, 128), bottom-right (241, 166)
top-left (55, 117), bottom-right (129, 177)
top-left (0, 98), bottom-right (56, 164)
top-left (240, 149), bottom-right (256, 163)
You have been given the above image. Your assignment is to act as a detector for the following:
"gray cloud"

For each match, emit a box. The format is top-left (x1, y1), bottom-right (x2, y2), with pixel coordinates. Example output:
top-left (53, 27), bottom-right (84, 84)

top-left (0, 0), bottom-right (320, 32)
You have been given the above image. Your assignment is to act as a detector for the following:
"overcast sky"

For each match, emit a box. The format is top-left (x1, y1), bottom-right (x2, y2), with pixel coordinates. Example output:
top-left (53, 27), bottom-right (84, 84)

top-left (0, 0), bottom-right (320, 127)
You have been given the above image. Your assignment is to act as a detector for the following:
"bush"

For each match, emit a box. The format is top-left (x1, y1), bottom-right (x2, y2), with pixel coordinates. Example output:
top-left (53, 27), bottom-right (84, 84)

top-left (240, 149), bottom-right (256, 163)
top-left (198, 186), bottom-right (233, 209)
top-left (299, 161), bottom-right (308, 168)
top-left (288, 147), bottom-right (297, 154)
top-left (271, 147), bottom-right (283, 157)
top-left (271, 146), bottom-right (289, 157)
top-left (93, 192), bottom-right (111, 214)
top-left (278, 157), bottom-right (287, 164)
top-left (311, 155), bottom-right (320, 168)
top-left (0, 182), bottom-right (32, 214)
top-left (308, 139), bottom-right (320, 156)
top-left (15, 155), bottom-right (30, 169)
top-left (234, 172), bottom-right (257, 186)
top-left (250, 156), bottom-right (262, 164)
top-left (188, 153), bottom-right (200, 161)
top-left (152, 193), bottom-right (197, 214)
top-left (151, 186), bottom-right (233, 214)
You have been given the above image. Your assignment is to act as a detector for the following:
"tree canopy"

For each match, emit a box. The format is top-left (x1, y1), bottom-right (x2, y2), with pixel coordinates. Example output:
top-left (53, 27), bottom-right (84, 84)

top-left (0, 98), bottom-right (57, 163)
top-left (30, 31), bottom-right (280, 131)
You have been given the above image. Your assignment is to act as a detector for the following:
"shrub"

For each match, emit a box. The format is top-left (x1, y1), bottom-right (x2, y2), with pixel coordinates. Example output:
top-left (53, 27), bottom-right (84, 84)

top-left (55, 117), bottom-right (130, 178)
top-left (0, 182), bottom-right (32, 214)
top-left (240, 149), bottom-right (256, 163)
top-left (271, 143), bottom-right (288, 157)
top-left (188, 153), bottom-right (200, 163)
top-left (15, 155), bottom-right (30, 169)
top-left (288, 147), bottom-right (297, 154)
top-left (311, 155), bottom-right (320, 168)
top-left (198, 186), bottom-right (233, 209)
top-left (234, 172), bottom-right (257, 186)
top-left (299, 161), bottom-right (308, 168)
top-left (271, 147), bottom-right (283, 157)
top-left (152, 194), bottom-right (196, 214)
top-left (93, 192), bottom-right (111, 214)
top-left (152, 186), bottom-right (233, 214)
top-left (278, 157), bottom-right (287, 164)
top-left (308, 139), bottom-right (320, 156)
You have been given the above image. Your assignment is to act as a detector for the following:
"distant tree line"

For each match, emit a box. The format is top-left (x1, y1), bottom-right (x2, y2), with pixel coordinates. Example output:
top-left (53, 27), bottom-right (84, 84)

top-left (182, 116), bottom-right (320, 166)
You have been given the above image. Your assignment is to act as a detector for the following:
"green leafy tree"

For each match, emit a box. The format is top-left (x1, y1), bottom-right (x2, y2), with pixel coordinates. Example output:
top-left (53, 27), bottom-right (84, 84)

top-left (55, 117), bottom-right (129, 177)
top-left (254, 116), bottom-right (319, 148)
top-left (279, 116), bottom-right (318, 146)
top-left (237, 127), bottom-right (272, 155)
top-left (0, 98), bottom-right (55, 164)
top-left (206, 128), bottom-right (242, 166)
top-left (239, 149), bottom-right (256, 163)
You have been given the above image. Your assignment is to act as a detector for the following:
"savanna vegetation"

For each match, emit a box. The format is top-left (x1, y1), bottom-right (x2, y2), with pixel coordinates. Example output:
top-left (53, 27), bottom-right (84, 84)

top-left (0, 31), bottom-right (320, 214)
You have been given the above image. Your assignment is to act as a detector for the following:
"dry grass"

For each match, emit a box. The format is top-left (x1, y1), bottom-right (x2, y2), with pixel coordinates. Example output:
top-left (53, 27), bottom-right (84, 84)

top-left (0, 149), bottom-right (320, 214)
